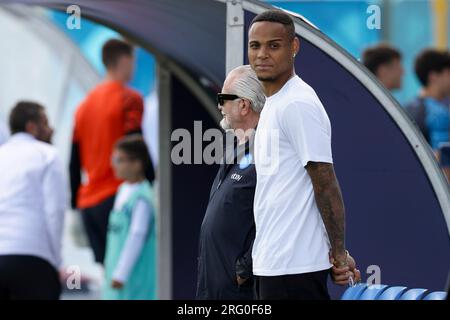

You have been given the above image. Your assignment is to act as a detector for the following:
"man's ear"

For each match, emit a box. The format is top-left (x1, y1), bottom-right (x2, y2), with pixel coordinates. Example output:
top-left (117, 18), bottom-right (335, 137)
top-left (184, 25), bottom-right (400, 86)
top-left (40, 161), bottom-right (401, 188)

top-left (240, 99), bottom-right (251, 116)
top-left (25, 121), bottom-right (37, 136)
top-left (293, 36), bottom-right (300, 57)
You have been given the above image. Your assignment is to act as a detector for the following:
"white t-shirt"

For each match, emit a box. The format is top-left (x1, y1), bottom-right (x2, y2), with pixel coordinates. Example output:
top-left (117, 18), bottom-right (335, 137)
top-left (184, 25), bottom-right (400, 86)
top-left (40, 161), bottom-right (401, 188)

top-left (252, 75), bottom-right (333, 276)
top-left (0, 133), bottom-right (67, 269)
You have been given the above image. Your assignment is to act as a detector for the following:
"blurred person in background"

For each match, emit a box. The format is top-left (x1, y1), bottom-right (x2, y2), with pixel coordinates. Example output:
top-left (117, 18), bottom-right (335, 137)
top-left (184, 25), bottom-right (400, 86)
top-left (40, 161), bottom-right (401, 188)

top-left (362, 43), bottom-right (404, 91)
top-left (405, 48), bottom-right (450, 183)
top-left (70, 39), bottom-right (146, 265)
top-left (0, 101), bottom-right (66, 300)
top-left (103, 135), bottom-right (156, 300)
top-left (405, 48), bottom-right (450, 151)
top-left (439, 142), bottom-right (450, 183)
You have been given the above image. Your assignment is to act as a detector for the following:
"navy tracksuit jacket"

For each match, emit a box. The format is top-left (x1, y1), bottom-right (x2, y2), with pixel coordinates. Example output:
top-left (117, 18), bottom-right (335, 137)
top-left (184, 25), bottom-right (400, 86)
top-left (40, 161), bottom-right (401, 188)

top-left (196, 134), bottom-right (256, 300)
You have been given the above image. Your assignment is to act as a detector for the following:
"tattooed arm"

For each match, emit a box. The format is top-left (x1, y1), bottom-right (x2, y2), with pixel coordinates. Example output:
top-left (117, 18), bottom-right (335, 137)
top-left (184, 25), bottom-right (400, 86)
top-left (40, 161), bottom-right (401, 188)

top-left (305, 161), bottom-right (346, 264)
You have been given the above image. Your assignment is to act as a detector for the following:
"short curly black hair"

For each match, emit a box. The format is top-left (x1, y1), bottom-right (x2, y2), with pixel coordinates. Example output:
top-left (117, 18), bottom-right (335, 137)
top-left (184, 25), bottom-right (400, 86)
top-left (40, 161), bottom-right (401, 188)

top-left (250, 9), bottom-right (295, 41)
top-left (414, 48), bottom-right (450, 86)
top-left (362, 44), bottom-right (402, 74)
top-left (9, 101), bottom-right (44, 134)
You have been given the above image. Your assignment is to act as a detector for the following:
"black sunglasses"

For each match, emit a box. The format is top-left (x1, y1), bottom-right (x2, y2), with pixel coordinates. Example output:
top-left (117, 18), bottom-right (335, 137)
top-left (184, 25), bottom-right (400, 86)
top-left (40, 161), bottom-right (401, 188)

top-left (217, 93), bottom-right (241, 106)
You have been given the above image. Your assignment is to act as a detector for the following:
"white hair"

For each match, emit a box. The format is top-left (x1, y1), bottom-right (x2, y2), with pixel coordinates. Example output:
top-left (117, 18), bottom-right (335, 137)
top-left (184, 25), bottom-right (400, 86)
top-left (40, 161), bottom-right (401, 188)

top-left (229, 65), bottom-right (266, 113)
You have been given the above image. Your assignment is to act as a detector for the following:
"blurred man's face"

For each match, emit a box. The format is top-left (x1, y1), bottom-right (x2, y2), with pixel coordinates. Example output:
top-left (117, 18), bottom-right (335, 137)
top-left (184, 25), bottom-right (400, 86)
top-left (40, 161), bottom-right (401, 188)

top-left (377, 58), bottom-right (403, 91)
top-left (36, 110), bottom-right (53, 143)
top-left (116, 54), bottom-right (135, 82)
top-left (388, 58), bottom-right (404, 90)
top-left (27, 110), bottom-right (53, 143)
top-left (248, 21), bottom-right (297, 82)
top-left (437, 68), bottom-right (450, 96)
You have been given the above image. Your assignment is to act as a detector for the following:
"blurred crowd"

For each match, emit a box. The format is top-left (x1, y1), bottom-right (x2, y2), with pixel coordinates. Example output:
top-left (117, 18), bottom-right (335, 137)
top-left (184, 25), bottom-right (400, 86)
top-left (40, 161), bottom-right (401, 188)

top-left (0, 39), bottom-right (157, 300)
top-left (361, 43), bottom-right (450, 181)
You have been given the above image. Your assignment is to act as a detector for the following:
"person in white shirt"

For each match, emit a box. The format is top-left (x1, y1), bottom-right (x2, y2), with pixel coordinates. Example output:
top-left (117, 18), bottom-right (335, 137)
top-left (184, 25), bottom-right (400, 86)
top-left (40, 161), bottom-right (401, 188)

top-left (0, 101), bottom-right (66, 300)
top-left (248, 10), bottom-right (360, 299)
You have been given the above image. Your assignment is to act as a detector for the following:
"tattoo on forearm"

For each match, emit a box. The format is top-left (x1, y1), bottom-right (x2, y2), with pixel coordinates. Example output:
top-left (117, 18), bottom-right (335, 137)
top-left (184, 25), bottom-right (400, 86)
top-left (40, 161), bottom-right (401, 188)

top-left (306, 162), bottom-right (346, 257)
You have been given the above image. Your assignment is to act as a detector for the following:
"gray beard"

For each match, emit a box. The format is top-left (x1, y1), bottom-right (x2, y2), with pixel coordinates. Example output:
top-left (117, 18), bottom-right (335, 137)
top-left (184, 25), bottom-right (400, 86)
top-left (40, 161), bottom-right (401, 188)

top-left (220, 118), bottom-right (231, 130)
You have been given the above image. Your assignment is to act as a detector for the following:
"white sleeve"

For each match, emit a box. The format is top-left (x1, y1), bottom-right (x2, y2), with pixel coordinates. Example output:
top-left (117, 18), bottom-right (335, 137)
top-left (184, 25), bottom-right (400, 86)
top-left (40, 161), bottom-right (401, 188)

top-left (280, 101), bottom-right (333, 167)
top-left (42, 155), bottom-right (68, 269)
top-left (112, 199), bottom-right (152, 283)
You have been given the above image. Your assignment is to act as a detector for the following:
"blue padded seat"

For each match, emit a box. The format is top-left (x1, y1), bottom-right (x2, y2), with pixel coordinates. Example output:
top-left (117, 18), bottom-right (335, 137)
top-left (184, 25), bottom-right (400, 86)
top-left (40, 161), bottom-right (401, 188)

top-left (358, 284), bottom-right (388, 300)
top-left (377, 286), bottom-right (408, 300)
top-left (341, 283), bottom-right (368, 300)
top-left (422, 291), bottom-right (447, 300)
top-left (399, 288), bottom-right (428, 300)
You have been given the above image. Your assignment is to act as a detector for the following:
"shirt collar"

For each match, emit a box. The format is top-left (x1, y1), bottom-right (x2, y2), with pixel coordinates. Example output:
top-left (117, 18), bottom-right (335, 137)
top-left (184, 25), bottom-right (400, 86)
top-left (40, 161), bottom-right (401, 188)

top-left (265, 74), bottom-right (298, 101)
top-left (10, 132), bottom-right (36, 142)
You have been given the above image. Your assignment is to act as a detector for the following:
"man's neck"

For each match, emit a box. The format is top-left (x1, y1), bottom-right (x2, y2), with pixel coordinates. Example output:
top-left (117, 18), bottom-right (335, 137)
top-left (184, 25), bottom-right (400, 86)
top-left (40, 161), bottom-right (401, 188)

top-left (421, 86), bottom-right (446, 101)
top-left (235, 116), bottom-right (259, 145)
top-left (14, 132), bottom-right (35, 139)
top-left (105, 72), bottom-right (126, 84)
top-left (262, 68), bottom-right (295, 97)
top-left (377, 75), bottom-right (393, 91)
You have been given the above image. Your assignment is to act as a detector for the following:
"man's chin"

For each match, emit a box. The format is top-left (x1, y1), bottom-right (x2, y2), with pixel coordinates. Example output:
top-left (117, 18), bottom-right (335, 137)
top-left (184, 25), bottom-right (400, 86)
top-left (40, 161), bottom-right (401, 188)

top-left (257, 75), bottom-right (275, 82)
top-left (220, 118), bottom-right (231, 131)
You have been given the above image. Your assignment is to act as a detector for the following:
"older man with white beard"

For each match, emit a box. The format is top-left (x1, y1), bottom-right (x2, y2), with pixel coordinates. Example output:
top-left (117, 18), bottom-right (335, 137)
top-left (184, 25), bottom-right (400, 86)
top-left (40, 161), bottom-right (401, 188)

top-left (196, 65), bottom-right (264, 300)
